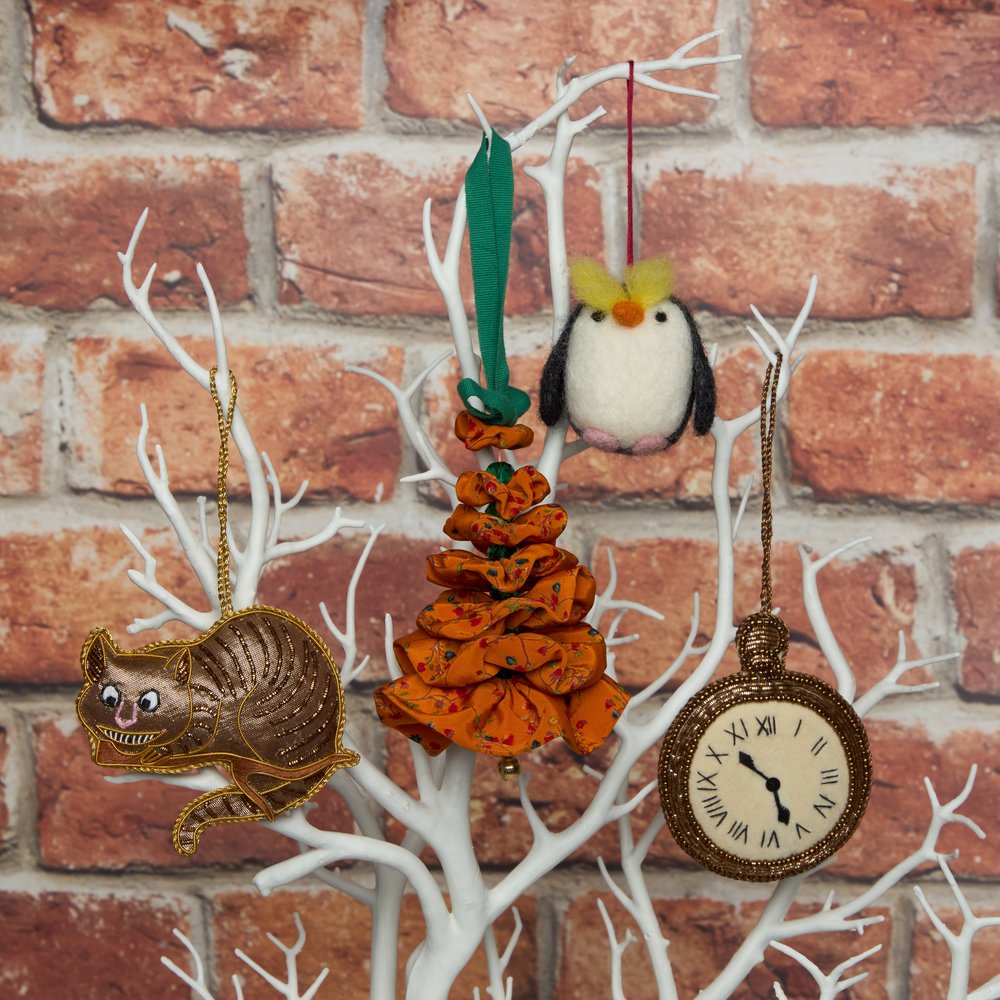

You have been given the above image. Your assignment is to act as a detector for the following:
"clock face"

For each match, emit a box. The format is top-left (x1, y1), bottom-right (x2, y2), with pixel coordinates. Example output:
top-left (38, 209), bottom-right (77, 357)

top-left (659, 669), bottom-right (872, 881)
top-left (688, 701), bottom-right (849, 861)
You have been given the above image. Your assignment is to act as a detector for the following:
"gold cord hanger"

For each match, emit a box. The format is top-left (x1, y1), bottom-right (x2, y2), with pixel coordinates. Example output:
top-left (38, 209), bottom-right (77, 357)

top-left (735, 352), bottom-right (788, 672)
top-left (209, 366), bottom-right (238, 620)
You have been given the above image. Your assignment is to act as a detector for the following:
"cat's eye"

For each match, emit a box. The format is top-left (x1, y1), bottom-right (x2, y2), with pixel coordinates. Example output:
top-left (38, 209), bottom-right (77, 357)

top-left (591, 311), bottom-right (605, 322)
top-left (138, 690), bottom-right (160, 713)
top-left (655, 310), bottom-right (668, 323)
top-left (100, 684), bottom-right (120, 708)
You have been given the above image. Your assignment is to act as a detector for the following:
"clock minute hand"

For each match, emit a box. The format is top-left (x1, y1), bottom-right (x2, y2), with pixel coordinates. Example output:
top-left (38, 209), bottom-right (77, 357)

top-left (738, 752), bottom-right (791, 826)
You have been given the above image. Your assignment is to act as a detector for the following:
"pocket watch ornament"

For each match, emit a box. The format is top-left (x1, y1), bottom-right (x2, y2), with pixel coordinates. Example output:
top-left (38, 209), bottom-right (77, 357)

top-left (76, 369), bottom-right (360, 856)
top-left (658, 356), bottom-right (872, 881)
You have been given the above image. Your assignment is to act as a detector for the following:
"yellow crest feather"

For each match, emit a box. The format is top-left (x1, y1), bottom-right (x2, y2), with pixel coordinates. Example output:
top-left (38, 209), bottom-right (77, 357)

top-left (624, 257), bottom-right (674, 309)
top-left (569, 258), bottom-right (624, 312)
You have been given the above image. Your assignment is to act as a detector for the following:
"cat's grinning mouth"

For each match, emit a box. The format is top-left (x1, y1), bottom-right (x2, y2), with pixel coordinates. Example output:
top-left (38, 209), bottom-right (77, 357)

top-left (99, 727), bottom-right (158, 747)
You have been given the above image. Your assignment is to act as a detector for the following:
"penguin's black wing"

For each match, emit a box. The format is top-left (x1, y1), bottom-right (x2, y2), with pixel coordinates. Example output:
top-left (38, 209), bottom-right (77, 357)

top-left (539, 304), bottom-right (582, 427)
top-left (672, 295), bottom-right (716, 436)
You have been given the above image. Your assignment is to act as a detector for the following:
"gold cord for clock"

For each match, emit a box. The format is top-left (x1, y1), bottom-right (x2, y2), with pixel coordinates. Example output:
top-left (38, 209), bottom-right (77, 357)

top-left (209, 366), bottom-right (238, 620)
top-left (758, 353), bottom-right (782, 615)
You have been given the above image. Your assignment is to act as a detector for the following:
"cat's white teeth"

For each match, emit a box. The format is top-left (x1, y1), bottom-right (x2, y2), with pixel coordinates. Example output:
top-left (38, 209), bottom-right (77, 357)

top-left (99, 727), bottom-right (155, 747)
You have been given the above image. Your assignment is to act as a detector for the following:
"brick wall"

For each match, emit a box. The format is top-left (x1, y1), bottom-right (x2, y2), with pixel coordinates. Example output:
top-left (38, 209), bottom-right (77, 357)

top-left (1, 1), bottom-right (998, 997)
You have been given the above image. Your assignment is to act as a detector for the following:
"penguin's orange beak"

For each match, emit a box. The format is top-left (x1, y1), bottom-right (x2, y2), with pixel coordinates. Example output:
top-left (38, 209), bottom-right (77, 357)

top-left (612, 299), bottom-right (644, 327)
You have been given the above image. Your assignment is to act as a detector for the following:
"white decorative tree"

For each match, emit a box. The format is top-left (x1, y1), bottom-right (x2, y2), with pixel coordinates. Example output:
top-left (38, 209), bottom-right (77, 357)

top-left (103, 30), bottom-right (993, 1000)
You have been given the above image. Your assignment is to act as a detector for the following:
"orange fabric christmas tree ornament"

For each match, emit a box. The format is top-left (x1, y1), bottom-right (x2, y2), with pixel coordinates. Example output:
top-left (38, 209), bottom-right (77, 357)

top-left (373, 414), bottom-right (629, 760)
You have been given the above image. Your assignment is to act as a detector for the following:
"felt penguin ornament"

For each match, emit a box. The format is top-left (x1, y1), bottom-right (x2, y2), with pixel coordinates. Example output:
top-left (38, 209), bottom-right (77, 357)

top-left (539, 257), bottom-right (716, 455)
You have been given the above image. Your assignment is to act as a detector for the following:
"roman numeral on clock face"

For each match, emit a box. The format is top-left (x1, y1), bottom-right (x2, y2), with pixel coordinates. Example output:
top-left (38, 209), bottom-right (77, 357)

top-left (725, 718), bottom-right (749, 744)
top-left (760, 829), bottom-right (780, 849)
top-left (813, 793), bottom-right (836, 818)
top-left (695, 770), bottom-right (718, 792)
top-left (705, 744), bottom-right (729, 764)
top-left (795, 822), bottom-right (811, 840)
top-left (811, 736), bottom-right (829, 756)
top-left (727, 819), bottom-right (749, 844)
top-left (701, 795), bottom-right (728, 826)
top-left (755, 714), bottom-right (777, 736)
top-left (820, 768), bottom-right (839, 785)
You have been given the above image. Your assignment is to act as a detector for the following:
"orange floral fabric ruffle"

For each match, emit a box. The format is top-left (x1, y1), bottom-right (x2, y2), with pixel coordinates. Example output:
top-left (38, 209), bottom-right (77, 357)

top-left (455, 466), bottom-right (549, 519)
top-left (374, 430), bottom-right (629, 758)
top-left (455, 412), bottom-right (534, 452)
top-left (443, 504), bottom-right (567, 553)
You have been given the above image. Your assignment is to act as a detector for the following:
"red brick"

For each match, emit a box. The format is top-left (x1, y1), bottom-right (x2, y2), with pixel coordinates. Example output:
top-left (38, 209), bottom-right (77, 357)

top-left (212, 889), bottom-right (535, 998)
top-left (751, 0), bottom-right (1000, 128)
top-left (954, 546), bottom-right (1000, 696)
top-left (0, 158), bottom-right (248, 310)
top-left (0, 725), bottom-right (9, 853)
top-left (831, 722), bottom-right (1000, 880)
top-left (385, 0), bottom-right (721, 128)
top-left (28, 0), bottom-right (364, 130)
top-left (274, 153), bottom-right (602, 315)
top-left (0, 890), bottom-right (194, 998)
top-left (423, 346), bottom-right (760, 505)
top-left (556, 893), bottom-right (890, 999)
top-left (590, 538), bottom-right (920, 693)
top-left (260, 533), bottom-right (435, 672)
top-left (35, 713), bottom-right (352, 869)
top-left (910, 901), bottom-right (1000, 1000)
top-left (69, 334), bottom-right (402, 500)
top-left (641, 164), bottom-right (975, 319)
top-left (0, 523), bottom-right (207, 685)
top-left (0, 332), bottom-right (45, 495)
top-left (789, 352), bottom-right (1000, 504)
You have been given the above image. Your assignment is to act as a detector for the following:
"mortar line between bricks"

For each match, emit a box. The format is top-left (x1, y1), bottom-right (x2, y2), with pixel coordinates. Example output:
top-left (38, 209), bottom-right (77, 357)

top-left (7, 707), bottom-right (42, 874)
top-left (972, 140), bottom-right (1000, 327)
top-left (3, 307), bottom-right (995, 357)
top-left (897, 889), bottom-right (917, 1000)
top-left (364, 0), bottom-right (391, 130)
top-left (536, 890), bottom-right (560, 1000)
top-left (720, 0), bottom-right (753, 142)
top-left (3, 115), bottom-right (999, 166)
top-left (242, 158), bottom-right (280, 309)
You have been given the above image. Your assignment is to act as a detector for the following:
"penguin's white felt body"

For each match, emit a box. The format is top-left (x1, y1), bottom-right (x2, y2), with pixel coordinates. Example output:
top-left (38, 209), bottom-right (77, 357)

top-left (563, 298), bottom-right (695, 452)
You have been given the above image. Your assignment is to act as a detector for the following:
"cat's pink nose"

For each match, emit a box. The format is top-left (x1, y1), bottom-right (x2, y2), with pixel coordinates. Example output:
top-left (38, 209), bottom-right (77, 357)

top-left (114, 701), bottom-right (139, 729)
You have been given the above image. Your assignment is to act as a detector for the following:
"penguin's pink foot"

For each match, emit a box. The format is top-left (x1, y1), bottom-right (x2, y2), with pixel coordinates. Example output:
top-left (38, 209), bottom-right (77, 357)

top-left (581, 427), bottom-right (621, 451)
top-left (631, 434), bottom-right (669, 456)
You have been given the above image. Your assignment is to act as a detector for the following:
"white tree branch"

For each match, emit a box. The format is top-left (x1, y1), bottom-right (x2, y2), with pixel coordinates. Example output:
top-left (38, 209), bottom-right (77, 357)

top-left (853, 630), bottom-right (954, 717)
top-left (347, 351), bottom-right (462, 497)
top-left (769, 940), bottom-right (881, 999)
top-left (233, 914), bottom-right (330, 1000)
top-left (597, 898), bottom-right (637, 1000)
top-left (318, 522), bottom-right (383, 684)
top-left (914, 855), bottom-right (1000, 1000)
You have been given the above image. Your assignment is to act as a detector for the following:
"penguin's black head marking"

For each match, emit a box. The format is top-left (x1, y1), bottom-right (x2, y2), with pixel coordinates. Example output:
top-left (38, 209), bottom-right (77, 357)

top-left (654, 310), bottom-right (668, 322)
top-left (591, 310), bottom-right (605, 322)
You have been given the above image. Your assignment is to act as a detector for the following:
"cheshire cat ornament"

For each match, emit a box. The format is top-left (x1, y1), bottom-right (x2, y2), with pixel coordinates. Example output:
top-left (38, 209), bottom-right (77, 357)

top-left (539, 257), bottom-right (716, 455)
top-left (76, 369), bottom-right (359, 855)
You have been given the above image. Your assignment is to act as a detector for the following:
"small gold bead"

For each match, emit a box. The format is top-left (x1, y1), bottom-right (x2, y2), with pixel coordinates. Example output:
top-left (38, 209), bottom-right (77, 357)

top-left (497, 757), bottom-right (520, 781)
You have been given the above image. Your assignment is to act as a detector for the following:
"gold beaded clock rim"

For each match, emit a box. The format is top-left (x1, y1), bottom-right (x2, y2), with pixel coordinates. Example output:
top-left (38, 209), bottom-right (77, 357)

top-left (658, 669), bottom-right (872, 882)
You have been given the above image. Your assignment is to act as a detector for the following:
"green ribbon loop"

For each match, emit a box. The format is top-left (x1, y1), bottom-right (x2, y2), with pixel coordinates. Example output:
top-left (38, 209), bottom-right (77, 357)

top-left (460, 130), bottom-right (529, 427)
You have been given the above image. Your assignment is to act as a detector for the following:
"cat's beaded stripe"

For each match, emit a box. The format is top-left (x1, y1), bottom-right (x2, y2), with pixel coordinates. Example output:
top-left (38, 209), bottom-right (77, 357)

top-left (77, 606), bottom-right (359, 856)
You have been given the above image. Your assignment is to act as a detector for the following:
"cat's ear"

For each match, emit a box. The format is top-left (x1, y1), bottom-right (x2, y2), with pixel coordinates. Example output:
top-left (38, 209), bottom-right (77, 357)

top-left (81, 628), bottom-right (114, 684)
top-left (165, 647), bottom-right (192, 685)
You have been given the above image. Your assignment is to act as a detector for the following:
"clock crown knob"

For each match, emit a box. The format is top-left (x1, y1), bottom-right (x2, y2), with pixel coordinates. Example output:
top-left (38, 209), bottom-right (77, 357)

top-left (736, 612), bottom-right (789, 671)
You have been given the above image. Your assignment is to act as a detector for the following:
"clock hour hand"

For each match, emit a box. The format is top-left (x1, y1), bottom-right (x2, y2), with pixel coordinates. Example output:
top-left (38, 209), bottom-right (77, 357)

top-left (738, 752), bottom-right (791, 825)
